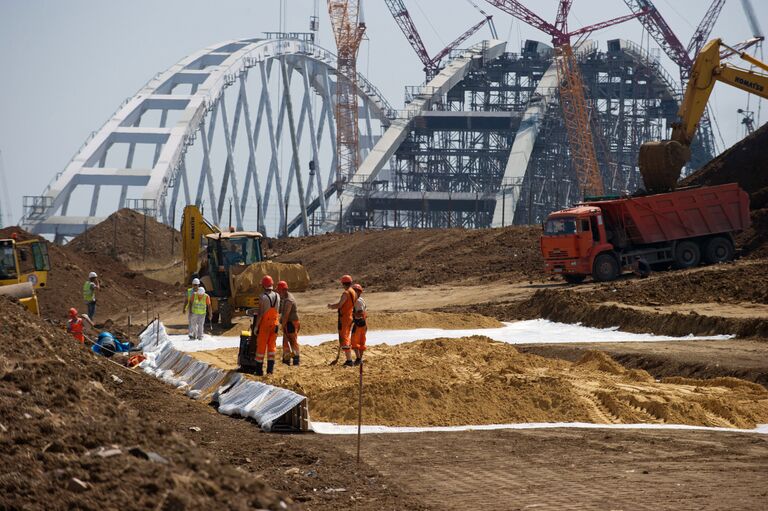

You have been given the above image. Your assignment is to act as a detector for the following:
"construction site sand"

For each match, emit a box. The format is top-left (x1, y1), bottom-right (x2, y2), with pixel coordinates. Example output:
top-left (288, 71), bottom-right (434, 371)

top-left (193, 337), bottom-right (768, 429)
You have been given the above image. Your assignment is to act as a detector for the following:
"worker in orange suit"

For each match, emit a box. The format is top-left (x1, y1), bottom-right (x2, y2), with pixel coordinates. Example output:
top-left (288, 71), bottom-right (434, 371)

top-left (66, 307), bottom-right (94, 344)
top-left (253, 275), bottom-right (280, 376)
top-left (277, 280), bottom-right (301, 366)
top-left (351, 283), bottom-right (368, 366)
top-left (327, 274), bottom-right (356, 367)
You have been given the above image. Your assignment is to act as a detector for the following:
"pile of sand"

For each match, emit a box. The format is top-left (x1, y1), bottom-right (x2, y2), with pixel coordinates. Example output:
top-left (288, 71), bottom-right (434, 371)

top-left (194, 337), bottom-right (768, 429)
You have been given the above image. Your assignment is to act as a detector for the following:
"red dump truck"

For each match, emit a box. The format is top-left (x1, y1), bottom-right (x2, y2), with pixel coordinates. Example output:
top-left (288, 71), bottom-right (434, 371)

top-left (540, 183), bottom-right (751, 283)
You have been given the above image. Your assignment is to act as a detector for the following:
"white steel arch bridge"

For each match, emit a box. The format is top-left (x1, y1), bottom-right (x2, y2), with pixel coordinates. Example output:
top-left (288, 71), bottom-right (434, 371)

top-left (22, 33), bottom-right (393, 242)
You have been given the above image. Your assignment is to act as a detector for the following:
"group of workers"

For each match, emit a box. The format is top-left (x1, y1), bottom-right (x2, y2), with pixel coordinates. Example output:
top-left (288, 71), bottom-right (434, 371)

top-left (182, 272), bottom-right (368, 377)
top-left (66, 271), bottom-right (135, 357)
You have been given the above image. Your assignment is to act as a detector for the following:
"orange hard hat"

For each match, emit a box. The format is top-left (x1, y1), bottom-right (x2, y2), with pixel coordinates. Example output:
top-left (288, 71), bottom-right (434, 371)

top-left (340, 274), bottom-right (353, 284)
top-left (261, 275), bottom-right (274, 288)
top-left (68, 308), bottom-right (78, 317)
top-left (277, 280), bottom-right (289, 291)
top-left (352, 283), bottom-right (363, 293)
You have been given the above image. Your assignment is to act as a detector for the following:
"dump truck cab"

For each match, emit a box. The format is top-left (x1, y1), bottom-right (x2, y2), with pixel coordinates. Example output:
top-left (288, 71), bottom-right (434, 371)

top-left (540, 206), bottom-right (611, 283)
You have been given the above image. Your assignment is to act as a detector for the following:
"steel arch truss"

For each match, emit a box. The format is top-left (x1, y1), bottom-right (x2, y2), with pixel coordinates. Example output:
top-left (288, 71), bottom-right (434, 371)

top-left (22, 34), bottom-right (392, 240)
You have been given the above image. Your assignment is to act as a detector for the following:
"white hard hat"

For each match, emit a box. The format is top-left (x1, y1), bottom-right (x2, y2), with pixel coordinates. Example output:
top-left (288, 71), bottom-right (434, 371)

top-left (197, 287), bottom-right (205, 295)
top-left (88, 272), bottom-right (98, 279)
top-left (192, 278), bottom-right (201, 285)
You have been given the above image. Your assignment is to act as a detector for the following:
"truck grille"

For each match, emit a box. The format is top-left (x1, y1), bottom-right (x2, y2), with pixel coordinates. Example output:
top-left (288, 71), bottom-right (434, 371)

top-left (548, 249), bottom-right (570, 259)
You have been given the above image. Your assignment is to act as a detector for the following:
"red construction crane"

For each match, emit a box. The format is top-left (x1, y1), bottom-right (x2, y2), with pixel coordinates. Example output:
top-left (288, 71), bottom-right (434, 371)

top-left (687, 0), bottom-right (726, 59)
top-left (385, 0), bottom-right (495, 79)
top-left (485, 0), bottom-right (645, 197)
top-left (328, 0), bottom-right (367, 185)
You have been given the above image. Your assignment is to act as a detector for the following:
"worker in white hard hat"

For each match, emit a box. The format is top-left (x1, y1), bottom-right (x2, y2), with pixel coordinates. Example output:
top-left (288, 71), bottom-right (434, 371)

top-left (183, 277), bottom-right (202, 339)
top-left (189, 286), bottom-right (211, 340)
top-left (82, 271), bottom-right (101, 320)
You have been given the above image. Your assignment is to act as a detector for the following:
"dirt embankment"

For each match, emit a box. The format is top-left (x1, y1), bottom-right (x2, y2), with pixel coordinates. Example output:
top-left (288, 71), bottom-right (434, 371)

top-left (587, 262), bottom-right (768, 306)
top-left (270, 226), bottom-right (545, 290)
top-left (195, 337), bottom-right (768, 429)
top-left (460, 288), bottom-right (768, 338)
top-left (0, 297), bottom-right (295, 510)
top-left (68, 208), bottom-right (182, 267)
top-left (0, 225), bottom-right (179, 323)
top-left (682, 121), bottom-right (768, 258)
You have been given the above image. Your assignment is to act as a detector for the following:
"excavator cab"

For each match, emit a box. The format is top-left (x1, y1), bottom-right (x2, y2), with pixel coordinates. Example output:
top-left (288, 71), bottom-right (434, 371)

top-left (0, 237), bottom-right (49, 315)
top-left (204, 232), bottom-right (263, 299)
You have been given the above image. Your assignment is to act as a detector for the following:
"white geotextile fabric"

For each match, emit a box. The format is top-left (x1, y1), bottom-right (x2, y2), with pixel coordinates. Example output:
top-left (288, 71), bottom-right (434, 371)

top-left (310, 421), bottom-right (768, 435)
top-left (168, 318), bottom-right (734, 353)
top-left (138, 321), bottom-right (305, 431)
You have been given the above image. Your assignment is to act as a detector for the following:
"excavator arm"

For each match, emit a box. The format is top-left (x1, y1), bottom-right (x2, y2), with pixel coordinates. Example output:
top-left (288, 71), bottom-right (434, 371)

top-left (181, 205), bottom-right (220, 283)
top-left (639, 39), bottom-right (768, 193)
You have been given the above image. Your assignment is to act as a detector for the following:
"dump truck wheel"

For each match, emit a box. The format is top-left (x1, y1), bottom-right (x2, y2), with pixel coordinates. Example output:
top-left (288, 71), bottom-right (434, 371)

top-left (563, 274), bottom-right (586, 284)
top-left (673, 241), bottom-right (700, 269)
top-left (220, 302), bottom-right (233, 328)
top-left (592, 254), bottom-right (619, 282)
top-left (704, 237), bottom-right (734, 264)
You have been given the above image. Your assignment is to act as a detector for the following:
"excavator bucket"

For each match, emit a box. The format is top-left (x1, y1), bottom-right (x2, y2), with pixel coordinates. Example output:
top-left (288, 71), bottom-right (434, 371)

top-left (638, 140), bottom-right (690, 194)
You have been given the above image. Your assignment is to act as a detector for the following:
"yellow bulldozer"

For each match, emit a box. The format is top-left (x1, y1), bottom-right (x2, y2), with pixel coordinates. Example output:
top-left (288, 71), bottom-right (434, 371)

top-left (181, 205), bottom-right (309, 327)
top-left (0, 234), bottom-right (51, 315)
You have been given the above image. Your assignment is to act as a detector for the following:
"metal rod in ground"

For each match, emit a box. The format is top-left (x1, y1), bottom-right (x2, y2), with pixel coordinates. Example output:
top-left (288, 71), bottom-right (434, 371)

top-left (357, 361), bottom-right (363, 465)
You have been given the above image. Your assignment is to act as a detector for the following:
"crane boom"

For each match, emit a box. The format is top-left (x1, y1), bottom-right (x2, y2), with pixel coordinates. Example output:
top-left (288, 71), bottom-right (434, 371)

top-left (328, 0), bottom-right (367, 185)
top-left (622, 0), bottom-right (692, 70)
top-left (385, 0), bottom-right (494, 78)
top-left (687, 0), bottom-right (726, 58)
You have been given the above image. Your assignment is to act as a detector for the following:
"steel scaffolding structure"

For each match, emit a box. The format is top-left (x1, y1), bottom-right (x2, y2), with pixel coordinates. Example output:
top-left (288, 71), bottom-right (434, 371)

top-left (349, 38), bottom-right (702, 228)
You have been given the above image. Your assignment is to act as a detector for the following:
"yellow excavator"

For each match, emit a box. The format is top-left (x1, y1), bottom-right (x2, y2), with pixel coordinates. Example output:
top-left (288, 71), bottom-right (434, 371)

top-left (181, 205), bottom-right (309, 327)
top-left (0, 234), bottom-right (51, 315)
top-left (639, 38), bottom-right (768, 192)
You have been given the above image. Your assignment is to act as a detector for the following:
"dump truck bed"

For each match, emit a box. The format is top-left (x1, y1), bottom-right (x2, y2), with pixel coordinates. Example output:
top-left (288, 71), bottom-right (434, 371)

top-left (584, 183), bottom-right (750, 245)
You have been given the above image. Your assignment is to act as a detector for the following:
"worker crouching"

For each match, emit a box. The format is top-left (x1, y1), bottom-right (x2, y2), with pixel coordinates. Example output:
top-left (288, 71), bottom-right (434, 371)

top-left (277, 280), bottom-right (300, 366)
top-left (67, 307), bottom-right (94, 344)
top-left (252, 275), bottom-right (280, 376)
top-left (351, 283), bottom-right (367, 365)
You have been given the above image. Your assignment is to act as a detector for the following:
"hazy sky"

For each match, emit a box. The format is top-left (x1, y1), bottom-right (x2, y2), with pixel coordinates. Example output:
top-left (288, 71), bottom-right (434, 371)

top-left (0, 0), bottom-right (765, 225)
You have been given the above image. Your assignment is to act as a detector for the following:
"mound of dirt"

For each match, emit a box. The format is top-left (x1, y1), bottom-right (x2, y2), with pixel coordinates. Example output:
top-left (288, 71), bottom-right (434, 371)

top-left (270, 226), bottom-right (545, 290)
top-left (588, 262), bottom-right (768, 306)
top-left (0, 296), bottom-right (293, 510)
top-left (0, 226), bottom-right (177, 322)
top-left (193, 336), bottom-right (768, 429)
top-left (682, 122), bottom-right (768, 257)
top-left (68, 208), bottom-right (181, 265)
top-left (506, 289), bottom-right (768, 338)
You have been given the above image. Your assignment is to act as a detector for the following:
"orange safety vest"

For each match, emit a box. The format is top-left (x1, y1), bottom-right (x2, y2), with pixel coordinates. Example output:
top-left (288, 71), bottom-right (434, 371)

top-left (258, 292), bottom-right (279, 332)
top-left (340, 287), bottom-right (355, 318)
top-left (68, 317), bottom-right (85, 342)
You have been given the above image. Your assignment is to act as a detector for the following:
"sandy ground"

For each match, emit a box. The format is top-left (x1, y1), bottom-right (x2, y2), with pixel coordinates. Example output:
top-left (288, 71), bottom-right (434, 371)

top-left (191, 337), bottom-right (768, 429)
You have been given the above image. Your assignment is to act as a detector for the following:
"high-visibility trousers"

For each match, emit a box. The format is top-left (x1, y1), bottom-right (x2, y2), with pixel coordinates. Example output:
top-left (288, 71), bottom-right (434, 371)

top-left (256, 313), bottom-right (279, 362)
top-left (282, 320), bottom-right (300, 356)
top-left (351, 323), bottom-right (367, 352)
top-left (338, 312), bottom-right (353, 350)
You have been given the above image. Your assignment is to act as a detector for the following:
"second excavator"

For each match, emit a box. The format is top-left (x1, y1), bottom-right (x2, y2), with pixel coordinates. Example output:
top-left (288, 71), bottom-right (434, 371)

top-left (639, 38), bottom-right (768, 192)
